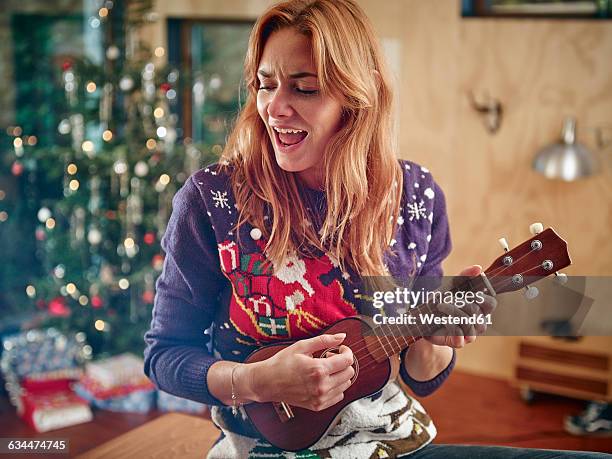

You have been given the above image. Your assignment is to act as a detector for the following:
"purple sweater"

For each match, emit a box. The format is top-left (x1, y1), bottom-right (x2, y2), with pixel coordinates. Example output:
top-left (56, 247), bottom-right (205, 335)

top-left (144, 160), bottom-right (454, 407)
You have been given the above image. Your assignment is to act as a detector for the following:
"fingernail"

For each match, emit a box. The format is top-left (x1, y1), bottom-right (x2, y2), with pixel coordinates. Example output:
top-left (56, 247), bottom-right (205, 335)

top-left (335, 333), bottom-right (346, 340)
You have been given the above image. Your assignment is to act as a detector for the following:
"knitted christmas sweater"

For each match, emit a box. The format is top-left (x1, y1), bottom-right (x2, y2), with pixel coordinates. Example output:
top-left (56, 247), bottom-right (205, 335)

top-left (144, 159), bottom-right (455, 458)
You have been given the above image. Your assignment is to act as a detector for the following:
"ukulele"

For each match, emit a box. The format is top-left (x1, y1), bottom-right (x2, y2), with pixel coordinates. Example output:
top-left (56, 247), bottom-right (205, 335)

top-left (243, 224), bottom-right (571, 451)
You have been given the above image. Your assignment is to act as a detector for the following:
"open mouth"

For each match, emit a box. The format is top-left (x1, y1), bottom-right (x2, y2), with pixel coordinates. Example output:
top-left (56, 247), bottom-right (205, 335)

top-left (272, 127), bottom-right (308, 149)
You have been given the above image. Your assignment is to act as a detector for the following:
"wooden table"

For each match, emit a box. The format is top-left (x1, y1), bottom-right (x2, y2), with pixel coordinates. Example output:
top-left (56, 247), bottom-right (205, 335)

top-left (76, 412), bottom-right (221, 459)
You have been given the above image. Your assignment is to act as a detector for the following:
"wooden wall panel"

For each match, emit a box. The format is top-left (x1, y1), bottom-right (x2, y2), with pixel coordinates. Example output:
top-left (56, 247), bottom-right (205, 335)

top-left (398, 0), bottom-right (612, 378)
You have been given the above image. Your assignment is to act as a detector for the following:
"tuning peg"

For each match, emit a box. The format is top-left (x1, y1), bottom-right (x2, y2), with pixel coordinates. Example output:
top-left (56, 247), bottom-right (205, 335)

top-left (554, 272), bottom-right (568, 285)
top-left (498, 237), bottom-right (509, 252)
top-left (524, 285), bottom-right (539, 300)
top-left (529, 222), bottom-right (544, 236)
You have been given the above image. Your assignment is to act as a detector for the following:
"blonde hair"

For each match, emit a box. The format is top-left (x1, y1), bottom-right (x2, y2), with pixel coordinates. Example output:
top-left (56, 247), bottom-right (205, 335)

top-left (221, 0), bottom-right (402, 276)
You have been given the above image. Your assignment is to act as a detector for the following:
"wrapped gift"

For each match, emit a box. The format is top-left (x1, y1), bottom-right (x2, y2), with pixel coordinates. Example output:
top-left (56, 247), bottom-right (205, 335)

top-left (0, 328), bottom-right (87, 412)
top-left (20, 389), bottom-right (93, 433)
top-left (74, 381), bottom-right (155, 413)
top-left (157, 390), bottom-right (207, 414)
top-left (1, 328), bottom-right (87, 378)
top-left (74, 375), bottom-right (155, 413)
top-left (85, 353), bottom-right (145, 388)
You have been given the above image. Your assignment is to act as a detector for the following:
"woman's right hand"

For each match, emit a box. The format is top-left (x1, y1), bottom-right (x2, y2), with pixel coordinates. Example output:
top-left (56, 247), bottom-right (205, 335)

top-left (242, 333), bottom-right (354, 411)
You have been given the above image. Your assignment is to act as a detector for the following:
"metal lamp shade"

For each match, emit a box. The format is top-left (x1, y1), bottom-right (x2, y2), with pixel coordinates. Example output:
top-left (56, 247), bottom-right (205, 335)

top-left (532, 117), bottom-right (598, 181)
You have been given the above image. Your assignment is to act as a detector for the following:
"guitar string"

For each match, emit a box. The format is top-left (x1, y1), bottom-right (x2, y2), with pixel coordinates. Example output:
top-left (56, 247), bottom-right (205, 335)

top-left (347, 242), bottom-right (553, 358)
top-left (339, 247), bottom-right (554, 359)
top-left (333, 260), bottom-right (555, 368)
top-left (346, 262), bottom-right (548, 364)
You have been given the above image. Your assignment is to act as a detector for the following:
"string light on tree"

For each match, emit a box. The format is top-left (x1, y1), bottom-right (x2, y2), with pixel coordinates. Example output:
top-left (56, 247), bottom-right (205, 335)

top-left (37, 207), bottom-right (52, 223)
top-left (26, 285), bottom-right (36, 298)
top-left (82, 140), bottom-right (95, 155)
top-left (66, 283), bottom-right (77, 295)
top-left (102, 130), bottom-right (113, 141)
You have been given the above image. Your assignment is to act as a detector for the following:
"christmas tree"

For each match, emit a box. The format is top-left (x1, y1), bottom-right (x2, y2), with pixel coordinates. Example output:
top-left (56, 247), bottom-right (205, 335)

top-left (0, 1), bottom-right (222, 356)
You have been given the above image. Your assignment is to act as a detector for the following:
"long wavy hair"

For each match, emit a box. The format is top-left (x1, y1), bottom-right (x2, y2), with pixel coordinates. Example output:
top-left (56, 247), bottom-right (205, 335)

top-left (221, 0), bottom-right (402, 276)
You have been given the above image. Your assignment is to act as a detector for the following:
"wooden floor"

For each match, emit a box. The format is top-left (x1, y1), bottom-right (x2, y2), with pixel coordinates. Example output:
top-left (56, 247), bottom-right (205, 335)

top-left (0, 371), bottom-right (610, 457)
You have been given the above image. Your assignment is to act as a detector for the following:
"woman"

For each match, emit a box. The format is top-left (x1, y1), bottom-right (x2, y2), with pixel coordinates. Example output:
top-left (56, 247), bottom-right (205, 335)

top-left (144, 1), bottom-right (608, 457)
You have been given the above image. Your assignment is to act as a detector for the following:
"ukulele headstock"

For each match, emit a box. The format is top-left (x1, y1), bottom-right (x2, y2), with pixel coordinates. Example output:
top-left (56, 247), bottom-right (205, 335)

top-left (484, 226), bottom-right (571, 295)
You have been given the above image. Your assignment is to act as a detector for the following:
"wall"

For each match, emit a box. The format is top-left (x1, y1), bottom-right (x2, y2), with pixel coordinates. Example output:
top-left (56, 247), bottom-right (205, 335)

top-left (147, 0), bottom-right (612, 378)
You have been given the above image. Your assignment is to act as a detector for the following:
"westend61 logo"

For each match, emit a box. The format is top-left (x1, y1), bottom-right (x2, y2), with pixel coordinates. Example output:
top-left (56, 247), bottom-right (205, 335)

top-left (370, 287), bottom-right (491, 327)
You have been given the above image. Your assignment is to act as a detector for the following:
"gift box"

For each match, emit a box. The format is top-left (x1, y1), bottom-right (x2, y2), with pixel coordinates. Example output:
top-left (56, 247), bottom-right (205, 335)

top-left (85, 353), bottom-right (145, 388)
top-left (73, 375), bottom-right (155, 413)
top-left (1, 328), bottom-right (88, 412)
top-left (157, 390), bottom-right (207, 414)
top-left (1, 328), bottom-right (87, 378)
top-left (20, 389), bottom-right (93, 433)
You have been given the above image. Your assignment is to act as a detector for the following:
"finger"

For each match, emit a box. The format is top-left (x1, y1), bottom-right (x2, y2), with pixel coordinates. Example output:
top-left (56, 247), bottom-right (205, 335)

top-left (312, 391), bottom-right (345, 412)
top-left (437, 303), bottom-right (476, 336)
top-left (452, 265), bottom-right (482, 289)
top-left (326, 365), bottom-right (354, 389)
top-left (448, 335), bottom-right (465, 348)
top-left (480, 295), bottom-right (497, 315)
top-left (459, 265), bottom-right (482, 277)
top-left (464, 335), bottom-right (477, 345)
top-left (294, 333), bottom-right (346, 355)
top-left (321, 348), bottom-right (354, 374)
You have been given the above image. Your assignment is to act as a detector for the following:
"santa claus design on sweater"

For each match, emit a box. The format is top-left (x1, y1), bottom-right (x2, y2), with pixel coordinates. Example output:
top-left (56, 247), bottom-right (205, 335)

top-left (217, 239), bottom-right (357, 342)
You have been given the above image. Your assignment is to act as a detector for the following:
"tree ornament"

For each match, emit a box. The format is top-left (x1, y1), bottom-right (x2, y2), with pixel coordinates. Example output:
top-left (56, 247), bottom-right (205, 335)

top-left (49, 297), bottom-right (70, 317)
top-left (11, 161), bottom-right (24, 176)
top-left (144, 232), bottom-right (155, 245)
top-left (152, 254), bottom-right (164, 271)
top-left (142, 291), bottom-right (154, 304)
top-left (35, 227), bottom-right (46, 241)
top-left (91, 296), bottom-right (103, 308)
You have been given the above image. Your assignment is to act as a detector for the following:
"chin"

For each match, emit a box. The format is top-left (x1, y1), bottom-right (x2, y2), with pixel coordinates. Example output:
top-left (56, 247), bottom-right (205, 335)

top-left (273, 152), bottom-right (308, 173)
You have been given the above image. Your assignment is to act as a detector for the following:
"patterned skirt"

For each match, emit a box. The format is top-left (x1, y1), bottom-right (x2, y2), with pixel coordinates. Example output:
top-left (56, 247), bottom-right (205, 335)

top-left (206, 381), bottom-right (436, 459)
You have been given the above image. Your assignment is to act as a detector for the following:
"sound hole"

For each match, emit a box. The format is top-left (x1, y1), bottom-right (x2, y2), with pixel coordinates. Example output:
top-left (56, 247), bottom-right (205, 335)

top-left (320, 347), bottom-right (359, 384)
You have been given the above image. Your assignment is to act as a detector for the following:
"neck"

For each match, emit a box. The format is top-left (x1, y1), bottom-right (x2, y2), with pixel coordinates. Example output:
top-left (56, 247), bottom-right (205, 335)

top-left (367, 275), bottom-right (485, 358)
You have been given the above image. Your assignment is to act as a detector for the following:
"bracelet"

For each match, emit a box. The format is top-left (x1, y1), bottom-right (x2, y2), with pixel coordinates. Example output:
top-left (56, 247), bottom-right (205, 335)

top-left (230, 364), bottom-right (241, 415)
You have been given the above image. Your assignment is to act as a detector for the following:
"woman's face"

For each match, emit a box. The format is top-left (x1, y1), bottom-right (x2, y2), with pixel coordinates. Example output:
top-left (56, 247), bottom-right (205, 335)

top-left (256, 27), bottom-right (343, 189)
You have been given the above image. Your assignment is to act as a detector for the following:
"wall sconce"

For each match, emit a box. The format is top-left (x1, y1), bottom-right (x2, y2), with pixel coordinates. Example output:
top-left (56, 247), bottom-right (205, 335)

top-left (532, 117), bottom-right (598, 181)
top-left (469, 91), bottom-right (503, 134)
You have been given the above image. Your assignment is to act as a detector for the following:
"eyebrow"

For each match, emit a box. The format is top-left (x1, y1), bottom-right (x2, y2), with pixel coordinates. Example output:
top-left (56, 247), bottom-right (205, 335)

top-left (257, 69), bottom-right (318, 79)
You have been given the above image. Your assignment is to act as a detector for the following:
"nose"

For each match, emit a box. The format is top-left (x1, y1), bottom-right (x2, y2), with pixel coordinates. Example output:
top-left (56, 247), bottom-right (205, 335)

top-left (267, 87), bottom-right (293, 119)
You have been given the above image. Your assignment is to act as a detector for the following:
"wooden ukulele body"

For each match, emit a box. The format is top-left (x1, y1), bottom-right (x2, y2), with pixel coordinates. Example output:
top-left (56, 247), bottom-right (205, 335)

top-left (243, 315), bottom-right (400, 452)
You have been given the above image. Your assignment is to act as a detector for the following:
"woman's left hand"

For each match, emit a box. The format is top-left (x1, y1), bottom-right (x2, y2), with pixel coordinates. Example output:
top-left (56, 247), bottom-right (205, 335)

top-left (425, 264), bottom-right (497, 349)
